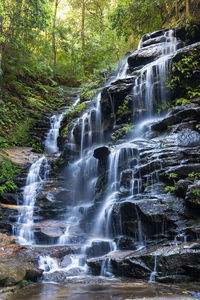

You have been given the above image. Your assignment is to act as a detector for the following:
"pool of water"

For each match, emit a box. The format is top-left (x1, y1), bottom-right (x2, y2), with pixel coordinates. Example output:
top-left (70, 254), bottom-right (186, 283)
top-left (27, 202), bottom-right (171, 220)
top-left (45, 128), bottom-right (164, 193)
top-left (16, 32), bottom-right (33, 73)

top-left (6, 279), bottom-right (200, 300)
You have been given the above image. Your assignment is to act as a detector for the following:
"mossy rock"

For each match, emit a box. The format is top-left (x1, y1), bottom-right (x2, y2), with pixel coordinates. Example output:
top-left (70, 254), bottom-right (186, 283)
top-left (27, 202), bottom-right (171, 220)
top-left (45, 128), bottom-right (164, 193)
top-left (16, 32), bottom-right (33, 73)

top-left (186, 181), bottom-right (200, 207)
top-left (0, 259), bottom-right (42, 287)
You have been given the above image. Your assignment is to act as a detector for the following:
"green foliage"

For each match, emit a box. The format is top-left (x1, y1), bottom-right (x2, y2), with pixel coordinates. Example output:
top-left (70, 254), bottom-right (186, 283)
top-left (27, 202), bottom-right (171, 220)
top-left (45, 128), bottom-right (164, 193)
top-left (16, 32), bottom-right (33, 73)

top-left (187, 87), bottom-right (200, 99)
top-left (188, 172), bottom-right (200, 181)
top-left (113, 99), bottom-right (131, 122)
top-left (123, 123), bottom-right (134, 133)
top-left (169, 172), bottom-right (177, 180)
top-left (169, 172), bottom-right (177, 185)
top-left (0, 158), bottom-right (20, 194)
top-left (0, 80), bottom-right (64, 149)
top-left (64, 102), bottom-right (86, 123)
top-left (175, 98), bottom-right (191, 106)
top-left (18, 280), bottom-right (31, 288)
top-left (185, 19), bottom-right (200, 43)
top-left (109, 0), bottom-right (165, 39)
top-left (111, 123), bottom-right (133, 141)
top-left (196, 124), bottom-right (200, 131)
top-left (80, 71), bottom-right (108, 101)
top-left (192, 189), bottom-right (200, 198)
top-left (165, 185), bottom-right (176, 193)
top-left (170, 46), bottom-right (200, 100)
top-left (156, 101), bottom-right (171, 115)
top-left (165, 172), bottom-right (177, 193)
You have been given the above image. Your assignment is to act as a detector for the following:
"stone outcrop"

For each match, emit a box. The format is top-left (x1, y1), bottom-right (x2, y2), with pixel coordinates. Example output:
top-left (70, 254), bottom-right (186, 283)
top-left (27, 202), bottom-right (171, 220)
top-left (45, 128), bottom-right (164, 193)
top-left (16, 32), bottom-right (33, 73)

top-left (0, 234), bottom-right (43, 287)
top-left (87, 242), bottom-right (200, 283)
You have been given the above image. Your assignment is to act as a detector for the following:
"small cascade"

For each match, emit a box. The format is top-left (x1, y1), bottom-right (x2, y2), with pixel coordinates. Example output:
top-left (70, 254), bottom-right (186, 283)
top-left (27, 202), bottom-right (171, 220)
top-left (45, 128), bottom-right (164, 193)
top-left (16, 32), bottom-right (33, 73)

top-left (39, 256), bottom-right (60, 273)
top-left (94, 145), bottom-right (138, 238)
top-left (115, 57), bottom-right (129, 80)
top-left (45, 114), bottom-right (63, 153)
top-left (132, 29), bottom-right (179, 118)
top-left (38, 254), bottom-right (87, 277)
top-left (15, 156), bottom-right (49, 245)
top-left (135, 206), bottom-right (145, 245)
top-left (149, 256), bottom-right (157, 283)
top-left (14, 104), bottom-right (70, 245)
top-left (58, 92), bottom-right (105, 243)
top-left (100, 259), bottom-right (113, 277)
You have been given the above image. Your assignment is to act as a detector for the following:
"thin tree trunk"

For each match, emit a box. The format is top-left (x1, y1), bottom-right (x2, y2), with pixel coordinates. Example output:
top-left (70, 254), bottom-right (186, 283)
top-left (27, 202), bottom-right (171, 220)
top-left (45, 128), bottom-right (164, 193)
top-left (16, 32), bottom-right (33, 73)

top-left (0, 0), bottom-right (5, 99)
top-left (175, 0), bottom-right (179, 20)
top-left (130, 32), bottom-right (134, 49)
top-left (186, 0), bottom-right (191, 19)
top-left (81, 0), bottom-right (86, 73)
top-left (52, 0), bottom-right (59, 68)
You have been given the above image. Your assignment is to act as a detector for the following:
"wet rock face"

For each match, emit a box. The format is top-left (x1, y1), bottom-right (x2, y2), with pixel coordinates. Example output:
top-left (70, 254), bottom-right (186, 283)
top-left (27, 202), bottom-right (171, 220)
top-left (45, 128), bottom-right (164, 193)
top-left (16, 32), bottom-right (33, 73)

top-left (175, 23), bottom-right (200, 45)
top-left (128, 46), bottom-right (163, 68)
top-left (186, 181), bottom-right (200, 209)
top-left (89, 92), bottom-right (200, 272)
top-left (87, 243), bottom-right (200, 282)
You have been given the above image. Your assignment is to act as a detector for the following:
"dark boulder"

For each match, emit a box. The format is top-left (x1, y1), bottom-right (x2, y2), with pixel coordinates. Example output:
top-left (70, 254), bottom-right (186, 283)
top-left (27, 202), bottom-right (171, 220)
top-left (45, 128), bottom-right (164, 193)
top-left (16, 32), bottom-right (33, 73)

top-left (93, 147), bottom-right (110, 160)
top-left (87, 243), bottom-right (200, 282)
top-left (151, 115), bottom-right (181, 132)
top-left (128, 46), bottom-right (162, 69)
top-left (186, 181), bottom-right (200, 209)
top-left (141, 36), bottom-right (167, 48)
top-left (175, 179), bottom-right (192, 198)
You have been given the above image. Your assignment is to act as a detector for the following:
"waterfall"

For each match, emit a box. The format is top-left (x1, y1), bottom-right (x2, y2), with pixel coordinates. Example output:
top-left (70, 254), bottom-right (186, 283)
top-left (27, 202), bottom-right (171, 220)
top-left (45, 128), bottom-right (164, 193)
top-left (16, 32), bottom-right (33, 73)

top-left (45, 114), bottom-right (64, 153)
top-left (15, 31), bottom-right (180, 278)
top-left (14, 106), bottom-right (68, 244)
top-left (38, 30), bottom-right (179, 278)
top-left (132, 30), bottom-right (178, 118)
top-left (149, 255), bottom-right (157, 282)
top-left (15, 156), bottom-right (49, 245)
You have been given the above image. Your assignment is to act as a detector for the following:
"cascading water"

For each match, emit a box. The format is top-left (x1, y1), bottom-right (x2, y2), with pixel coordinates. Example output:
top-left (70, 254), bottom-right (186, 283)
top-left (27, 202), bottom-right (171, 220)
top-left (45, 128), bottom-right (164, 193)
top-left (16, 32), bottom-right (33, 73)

top-left (14, 156), bottom-right (49, 245)
top-left (45, 114), bottom-right (64, 153)
top-left (149, 255), bottom-right (157, 283)
top-left (132, 30), bottom-right (179, 118)
top-left (19, 30), bottom-right (180, 280)
top-left (92, 30), bottom-right (179, 246)
top-left (14, 105), bottom-right (71, 245)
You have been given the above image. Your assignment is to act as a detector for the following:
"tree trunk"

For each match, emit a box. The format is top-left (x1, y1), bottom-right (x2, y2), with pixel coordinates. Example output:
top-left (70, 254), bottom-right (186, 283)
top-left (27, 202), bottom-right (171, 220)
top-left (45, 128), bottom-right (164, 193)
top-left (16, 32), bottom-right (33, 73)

top-left (0, 0), bottom-right (5, 99)
top-left (52, 0), bottom-right (59, 68)
top-left (81, 0), bottom-right (86, 73)
top-left (186, 0), bottom-right (191, 19)
top-left (130, 32), bottom-right (134, 49)
top-left (175, 0), bottom-right (179, 20)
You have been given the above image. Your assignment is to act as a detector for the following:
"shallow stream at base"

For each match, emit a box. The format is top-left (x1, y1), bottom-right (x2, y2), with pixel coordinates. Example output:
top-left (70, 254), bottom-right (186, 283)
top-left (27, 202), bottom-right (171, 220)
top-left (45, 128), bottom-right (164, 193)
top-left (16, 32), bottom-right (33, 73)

top-left (6, 280), bottom-right (200, 300)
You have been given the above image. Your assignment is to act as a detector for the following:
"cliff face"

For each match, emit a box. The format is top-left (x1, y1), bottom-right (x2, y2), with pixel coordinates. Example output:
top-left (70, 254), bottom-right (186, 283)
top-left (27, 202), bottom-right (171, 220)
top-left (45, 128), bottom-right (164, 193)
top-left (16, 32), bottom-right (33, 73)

top-left (59, 27), bottom-right (200, 282)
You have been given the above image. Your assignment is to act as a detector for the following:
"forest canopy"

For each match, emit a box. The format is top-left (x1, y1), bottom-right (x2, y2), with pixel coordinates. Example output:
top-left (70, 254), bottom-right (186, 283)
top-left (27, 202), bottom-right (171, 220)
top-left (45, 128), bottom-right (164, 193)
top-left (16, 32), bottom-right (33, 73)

top-left (0, 0), bottom-right (196, 87)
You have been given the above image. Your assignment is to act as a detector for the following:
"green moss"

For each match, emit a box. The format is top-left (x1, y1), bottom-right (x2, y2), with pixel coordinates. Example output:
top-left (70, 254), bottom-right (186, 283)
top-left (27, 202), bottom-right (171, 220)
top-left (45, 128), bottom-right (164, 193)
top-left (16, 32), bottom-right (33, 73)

top-left (63, 124), bottom-right (69, 139)
top-left (111, 123), bottom-right (134, 141)
top-left (188, 172), bottom-right (200, 181)
top-left (18, 280), bottom-right (31, 288)
top-left (190, 189), bottom-right (200, 205)
top-left (80, 71), bottom-right (108, 102)
top-left (170, 46), bottom-right (200, 102)
top-left (0, 157), bottom-right (20, 194)
top-left (115, 99), bottom-right (130, 121)
top-left (174, 98), bottom-right (191, 106)
top-left (164, 173), bottom-right (177, 194)
top-left (165, 186), bottom-right (176, 193)
top-left (0, 81), bottom-right (64, 150)
top-left (64, 103), bottom-right (86, 123)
